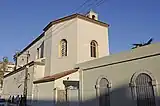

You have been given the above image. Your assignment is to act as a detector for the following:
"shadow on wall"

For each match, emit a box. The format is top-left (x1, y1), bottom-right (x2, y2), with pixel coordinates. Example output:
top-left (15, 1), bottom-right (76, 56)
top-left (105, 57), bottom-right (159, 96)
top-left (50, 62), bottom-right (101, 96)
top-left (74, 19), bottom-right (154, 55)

top-left (6, 85), bottom-right (160, 106)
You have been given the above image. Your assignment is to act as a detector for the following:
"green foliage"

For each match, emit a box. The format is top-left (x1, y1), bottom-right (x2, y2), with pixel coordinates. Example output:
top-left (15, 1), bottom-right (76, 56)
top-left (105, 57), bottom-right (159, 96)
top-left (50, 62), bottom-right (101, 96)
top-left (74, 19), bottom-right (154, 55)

top-left (2, 57), bottom-right (8, 63)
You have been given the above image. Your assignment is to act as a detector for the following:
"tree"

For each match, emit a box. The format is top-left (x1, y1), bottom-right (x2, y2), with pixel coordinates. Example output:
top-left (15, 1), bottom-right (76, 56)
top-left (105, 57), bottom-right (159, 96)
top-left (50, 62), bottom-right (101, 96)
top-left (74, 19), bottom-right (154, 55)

top-left (3, 57), bottom-right (8, 63)
top-left (0, 56), bottom-right (9, 88)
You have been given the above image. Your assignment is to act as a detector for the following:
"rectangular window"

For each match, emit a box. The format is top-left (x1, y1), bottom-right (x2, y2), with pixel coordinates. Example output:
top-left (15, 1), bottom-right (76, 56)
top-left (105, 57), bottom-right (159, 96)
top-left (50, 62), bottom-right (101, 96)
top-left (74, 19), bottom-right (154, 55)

top-left (40, 42), bottom-right (44, 58)
top-left (36, 48), bottom-right (39, 59)
top-left (36, 41), bottom-right (44, 59)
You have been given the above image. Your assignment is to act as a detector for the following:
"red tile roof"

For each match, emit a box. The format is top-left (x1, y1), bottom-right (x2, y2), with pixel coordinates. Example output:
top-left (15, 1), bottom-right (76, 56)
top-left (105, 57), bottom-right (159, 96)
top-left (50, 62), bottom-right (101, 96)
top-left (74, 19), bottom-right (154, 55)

top-left (33, 69), bottom-right (78, 84)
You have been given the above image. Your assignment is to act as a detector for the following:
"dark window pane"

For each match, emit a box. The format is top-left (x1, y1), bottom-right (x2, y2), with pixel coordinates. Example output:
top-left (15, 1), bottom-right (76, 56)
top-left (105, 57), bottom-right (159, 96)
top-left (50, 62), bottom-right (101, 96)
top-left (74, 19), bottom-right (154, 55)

top-left (90, 41), bottom-right (98, 57)
top-left (40, 42), bottom-right (44, 58)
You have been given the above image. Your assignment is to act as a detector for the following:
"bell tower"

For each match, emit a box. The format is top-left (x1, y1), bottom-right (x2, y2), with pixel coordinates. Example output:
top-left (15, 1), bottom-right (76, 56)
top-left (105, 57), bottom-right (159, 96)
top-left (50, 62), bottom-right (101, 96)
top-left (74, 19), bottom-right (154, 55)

top-left (77, 10), bottom-right (109, 63)
top-left (86, 10), bottom-right (98, 20)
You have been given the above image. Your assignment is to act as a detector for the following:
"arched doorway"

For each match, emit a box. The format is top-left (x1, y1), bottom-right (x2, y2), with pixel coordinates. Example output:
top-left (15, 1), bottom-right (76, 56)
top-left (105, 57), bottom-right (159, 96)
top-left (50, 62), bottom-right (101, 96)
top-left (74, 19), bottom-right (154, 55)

top-left (96, 77), bottom-right (110, 106)
top-left (135, 73), bottom-right (156, 106)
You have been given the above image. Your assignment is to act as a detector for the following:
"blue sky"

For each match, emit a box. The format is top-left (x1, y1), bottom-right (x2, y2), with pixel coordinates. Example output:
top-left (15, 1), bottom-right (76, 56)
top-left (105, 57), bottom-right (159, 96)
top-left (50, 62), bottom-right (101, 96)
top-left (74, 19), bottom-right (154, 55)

top-left (0, 0), bottom-right (160, 61)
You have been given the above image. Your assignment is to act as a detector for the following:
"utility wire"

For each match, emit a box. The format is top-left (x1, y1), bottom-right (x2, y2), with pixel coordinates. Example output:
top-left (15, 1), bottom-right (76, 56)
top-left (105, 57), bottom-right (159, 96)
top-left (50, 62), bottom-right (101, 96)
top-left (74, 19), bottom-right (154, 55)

top-left (72, 0), bottom-right (93, 13)
top-left (51, 0), bottom-right (107, 37)
top-left (51, 0), bottom-right (95, 33)
top-left (17, 0), bottom-right (92, 55)
top-left (79, 0), bottom-right (99, 13)
top-left (94, 0), bottom-right (107, 8)
top-left (51, 0), bottom-right (92, 30)
top-left (18, 0), bottom-right (107, 56)
top-left (82, 0), bottom-right (107, 13)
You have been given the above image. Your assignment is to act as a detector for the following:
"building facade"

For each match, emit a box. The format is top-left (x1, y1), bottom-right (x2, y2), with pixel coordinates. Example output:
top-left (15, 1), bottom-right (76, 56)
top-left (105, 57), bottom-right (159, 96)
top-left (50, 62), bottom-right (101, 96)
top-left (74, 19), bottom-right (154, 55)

top-left (2, 11), bottom-right (110, 105)
top-left (2, 11), bottom-right (160, 106)
top-left (77, 43), bottom-right (160, 106)
top-left (0, 61), bottom-right (14, 93)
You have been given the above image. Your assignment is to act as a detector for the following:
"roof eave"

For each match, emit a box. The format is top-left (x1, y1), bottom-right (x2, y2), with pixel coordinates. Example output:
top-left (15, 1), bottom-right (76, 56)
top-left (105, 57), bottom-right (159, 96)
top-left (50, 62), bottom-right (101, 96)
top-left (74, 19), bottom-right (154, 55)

top-left (43, 13), bottom-right (109, 31)
top-left (17, 32), bottom-right (45, 57)
top-left (43, 14), bottom-right (78, 31)
top-left (33, 69), bottom-right (78, 84)
top-left (18, 13), bottom-right (109, 58)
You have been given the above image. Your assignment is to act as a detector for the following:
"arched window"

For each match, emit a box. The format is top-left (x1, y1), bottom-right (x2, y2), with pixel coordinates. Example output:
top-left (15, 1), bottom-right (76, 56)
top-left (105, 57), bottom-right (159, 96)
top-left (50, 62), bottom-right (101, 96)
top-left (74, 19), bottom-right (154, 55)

top-left (90, 40), bottom-right (98, 58)
top-left (96, 77), bottom-right (110, 106)
top-left (60, 39), bottom-right (67, 57)
top-left (92, 15), bottom-right (96, 20)
top-left (130, 72), bottom-right (156, 106)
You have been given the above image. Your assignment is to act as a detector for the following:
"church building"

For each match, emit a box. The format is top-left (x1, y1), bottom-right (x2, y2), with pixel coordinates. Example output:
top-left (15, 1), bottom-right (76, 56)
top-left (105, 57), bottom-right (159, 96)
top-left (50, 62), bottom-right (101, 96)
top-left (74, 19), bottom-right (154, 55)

top-left (2, 11), bottom-right (160, 106)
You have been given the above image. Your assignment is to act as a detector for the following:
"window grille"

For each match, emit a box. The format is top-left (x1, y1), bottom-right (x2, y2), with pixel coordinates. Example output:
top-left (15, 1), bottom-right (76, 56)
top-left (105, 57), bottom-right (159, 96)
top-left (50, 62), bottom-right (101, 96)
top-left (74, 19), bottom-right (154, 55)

top-left (91, 40), bottom-right (98, 57)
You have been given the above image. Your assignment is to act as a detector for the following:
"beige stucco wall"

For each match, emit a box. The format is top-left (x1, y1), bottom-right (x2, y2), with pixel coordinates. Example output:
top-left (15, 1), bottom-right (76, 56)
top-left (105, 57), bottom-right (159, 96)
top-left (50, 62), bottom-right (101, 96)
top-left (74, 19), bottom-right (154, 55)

top-left (16, 31), bottom-right (52, 77)
top-left (32, 82), bottom-right (54, 106)
top-left (77, 18), bottom-right (109, 63)
top-left (55, 71), bottom-right (79, 90)
top-left (2, 69), bottom-right (25, 99)
top-left (50, 17), bottom-right (109, 101)
top-left (16, 16), bottom-right (109, 78)
top-left (50, 18), bottom-right (78, 75)
top-left (6, 15), bottom-right (110, 105)
top-left (17, 37), bottom-right (45, 67)
top-left (77, 43), bottom-right (160, 106)
top-left (2, 65), bottom-right (34, 100)
top-left (50, 17), bottom-right (109, 75)
top-left (33, 65), bottom-right (45, 80)
top-left (44, 32), bottom-right (52, 76)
